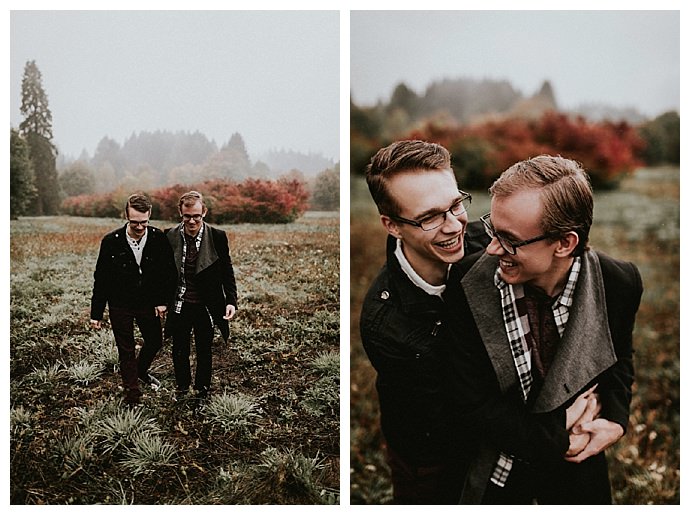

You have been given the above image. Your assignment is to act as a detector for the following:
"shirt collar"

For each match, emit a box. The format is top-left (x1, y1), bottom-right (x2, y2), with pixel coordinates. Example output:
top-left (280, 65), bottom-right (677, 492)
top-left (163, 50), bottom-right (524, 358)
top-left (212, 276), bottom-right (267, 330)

top-left (394, 238), bottom-right (448, 298)
top-left (493, 255), bottom-right (581, 309)
top-left (180, 221), bottom-right (204, 242)
top-left (126, 227), bottom-right (148, 247)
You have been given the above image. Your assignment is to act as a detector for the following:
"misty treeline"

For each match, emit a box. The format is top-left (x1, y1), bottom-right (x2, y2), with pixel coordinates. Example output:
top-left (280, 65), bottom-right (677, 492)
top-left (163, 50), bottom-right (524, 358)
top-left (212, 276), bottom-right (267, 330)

top-left (10, 60), bottom-right (339, 220)
top-left (60, 131), bottom-right (336, 194)
top-left (351, 77), bottom-right (679, 188)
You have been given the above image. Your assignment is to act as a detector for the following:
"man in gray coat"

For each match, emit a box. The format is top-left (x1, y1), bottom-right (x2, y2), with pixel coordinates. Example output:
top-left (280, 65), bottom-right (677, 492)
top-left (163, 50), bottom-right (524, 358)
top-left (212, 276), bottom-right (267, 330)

top-left (444, 155), bottom-right (643, 503)
top-left (165, 191), bottom-right (238, 402)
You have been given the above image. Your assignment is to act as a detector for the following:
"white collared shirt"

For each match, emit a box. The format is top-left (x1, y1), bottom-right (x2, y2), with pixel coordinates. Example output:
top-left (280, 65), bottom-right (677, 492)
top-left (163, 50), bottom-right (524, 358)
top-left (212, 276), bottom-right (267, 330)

top-left (126, 228), bottom-right (148, 270)
top-left (394, 238), bottom-right (449, 298)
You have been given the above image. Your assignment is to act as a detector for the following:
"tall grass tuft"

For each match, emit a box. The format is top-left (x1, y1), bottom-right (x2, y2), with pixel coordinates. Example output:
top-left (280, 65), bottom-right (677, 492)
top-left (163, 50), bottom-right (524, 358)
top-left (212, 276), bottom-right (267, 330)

top-left (120, 433), bottom-right (177, 476)
top-left (95, 407), bottom-right (162, 454)
top-left (10, 406), bottom-right (32, 438)
top-left (202, 449), bottom-right (337, 504)
top-left (24, 363), bottom-right (63, 385)
top-left (300, 350), bottom-right (340, 417)
top-left (66, 359), bottom-right (102, 385)
top-left (56, 433), bottom-right (96, 476)
top-left (203, 391), bottom-right (261, 434)
top-left (311, 350), bottom-right (340, 377)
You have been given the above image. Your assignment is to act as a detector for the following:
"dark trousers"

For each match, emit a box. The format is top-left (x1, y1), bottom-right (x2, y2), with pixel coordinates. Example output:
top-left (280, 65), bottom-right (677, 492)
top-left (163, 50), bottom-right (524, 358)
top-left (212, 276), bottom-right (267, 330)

top-left (386, 446), bottom-right (464, 504)
top-left (170, 302), bottom-right (214, 394)
top-left (109, 305), bottom-right (163, 402)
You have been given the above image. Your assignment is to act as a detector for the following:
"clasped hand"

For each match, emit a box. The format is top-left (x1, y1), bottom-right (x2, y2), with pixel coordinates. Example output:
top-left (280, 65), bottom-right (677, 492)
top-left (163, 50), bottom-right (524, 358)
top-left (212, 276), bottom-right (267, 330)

top-left (563, 385), bottom-right (624, 463)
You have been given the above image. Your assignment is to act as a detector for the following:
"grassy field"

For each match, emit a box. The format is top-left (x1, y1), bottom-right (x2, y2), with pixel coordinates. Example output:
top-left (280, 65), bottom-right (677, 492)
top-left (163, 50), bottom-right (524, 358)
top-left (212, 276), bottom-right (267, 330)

top-left (10, 212), bottom-right (339, 504)
top-left (350, 167), bottom-right (680, 504)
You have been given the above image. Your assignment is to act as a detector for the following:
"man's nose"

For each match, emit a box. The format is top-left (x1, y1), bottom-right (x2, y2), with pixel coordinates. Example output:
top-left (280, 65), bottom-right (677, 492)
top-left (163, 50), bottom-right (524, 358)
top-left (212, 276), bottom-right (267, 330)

top-left (441, 212), bottom-right (465, 232)
top-left (486, 236), bottom-right (505, 256)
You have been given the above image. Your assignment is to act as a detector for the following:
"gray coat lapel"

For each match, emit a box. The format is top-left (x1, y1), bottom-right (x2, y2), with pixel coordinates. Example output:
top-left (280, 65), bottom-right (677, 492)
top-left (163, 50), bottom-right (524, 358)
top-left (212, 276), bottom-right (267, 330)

top-left (461, 253), bottom-right (519, 394)
top-left (168, 225), bottom-right (184, 272)
top-left (168, 223), bottom-right (218, 274)
top-left (532, 251), bottom-right (617, 413)
top-left (195, 224), bottom-right (219, 273)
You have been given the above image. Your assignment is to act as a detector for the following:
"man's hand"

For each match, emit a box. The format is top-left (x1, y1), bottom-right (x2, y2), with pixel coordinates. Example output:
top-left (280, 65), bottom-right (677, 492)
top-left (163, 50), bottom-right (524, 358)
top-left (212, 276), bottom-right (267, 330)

top-left (566, 432), bottom-right (590, 457)
top-left (566, 396), bottom-right (600, 456)
top-left (565, 419), bottom-right (625, 463)
top-left (224, 304), bottom-right (236, 320)
top-left (155, 305), bottom-right (167, 318)
top-left (565, 385), bottom-right (601, 457)
top-left (90, 319), bottom-right (102, 329)
top-left (566, 384), bottom-right (599, 430)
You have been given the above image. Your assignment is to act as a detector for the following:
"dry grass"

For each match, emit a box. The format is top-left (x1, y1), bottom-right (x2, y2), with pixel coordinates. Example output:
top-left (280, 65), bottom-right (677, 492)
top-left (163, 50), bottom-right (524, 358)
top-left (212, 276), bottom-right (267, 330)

top-left (10, 212), bottom-right (340, 505)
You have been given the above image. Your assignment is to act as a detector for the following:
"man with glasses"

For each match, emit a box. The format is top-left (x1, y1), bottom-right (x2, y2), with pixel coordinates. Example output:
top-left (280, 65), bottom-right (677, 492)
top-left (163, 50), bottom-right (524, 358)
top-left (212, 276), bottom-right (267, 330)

top-left (444, 155), bottom-right (643, 503)
top-left (91, 193), bottom-right (176, 405)
top-left (165, 191), bottom-right (237, 404)
top-left (359, 140), bottom-right (489, 503)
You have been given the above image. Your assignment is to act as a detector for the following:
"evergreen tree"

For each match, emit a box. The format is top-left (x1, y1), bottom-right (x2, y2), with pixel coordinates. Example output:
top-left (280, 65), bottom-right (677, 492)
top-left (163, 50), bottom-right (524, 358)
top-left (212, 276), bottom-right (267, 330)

top-left (222, 132), bottom-right (252, 180)
top-left (10, 129), bottom-right (37, 218)
top-left (19, 60), bottom-right (60, 215)
top-left (58, 161), bottom-right (96, 197)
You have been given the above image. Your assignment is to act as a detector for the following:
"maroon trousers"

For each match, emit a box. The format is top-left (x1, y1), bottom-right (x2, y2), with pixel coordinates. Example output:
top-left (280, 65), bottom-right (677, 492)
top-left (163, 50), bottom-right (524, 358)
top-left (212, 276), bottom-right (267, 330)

top-left (109, 305), bottom-right (163, 403)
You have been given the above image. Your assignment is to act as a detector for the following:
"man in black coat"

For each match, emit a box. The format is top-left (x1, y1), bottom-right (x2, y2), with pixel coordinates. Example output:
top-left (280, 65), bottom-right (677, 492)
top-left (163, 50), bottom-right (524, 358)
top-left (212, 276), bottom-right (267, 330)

top-left (443, 156), bottom-right (643, 503)
top-left (165, 191), bottom-right (238, 401)
top-left (359, 140), bottom-right (489, 503)
top-left (91, 193), bottom-right (176, 405)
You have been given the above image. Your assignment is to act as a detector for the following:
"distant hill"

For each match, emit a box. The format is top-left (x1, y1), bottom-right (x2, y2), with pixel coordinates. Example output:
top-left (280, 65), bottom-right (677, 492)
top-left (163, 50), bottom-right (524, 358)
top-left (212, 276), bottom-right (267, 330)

top-left (353, 76), bottom-right (647, 130)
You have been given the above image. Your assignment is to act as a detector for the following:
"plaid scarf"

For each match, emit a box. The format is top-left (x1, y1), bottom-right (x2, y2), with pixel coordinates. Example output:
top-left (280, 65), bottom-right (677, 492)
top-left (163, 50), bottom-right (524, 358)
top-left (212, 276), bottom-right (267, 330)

top-left (490, 256), bottom-right (581, 487)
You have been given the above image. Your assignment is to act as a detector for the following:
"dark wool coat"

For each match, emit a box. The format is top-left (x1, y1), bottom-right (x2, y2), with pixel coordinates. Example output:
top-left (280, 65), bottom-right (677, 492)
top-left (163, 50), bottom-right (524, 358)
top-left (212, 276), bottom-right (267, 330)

top-left (91, 224), bottom-right (176, 320)
top-left (165, 223), bottom-right (238, 342)
top-left (443, 249), bottom-right (643, 504)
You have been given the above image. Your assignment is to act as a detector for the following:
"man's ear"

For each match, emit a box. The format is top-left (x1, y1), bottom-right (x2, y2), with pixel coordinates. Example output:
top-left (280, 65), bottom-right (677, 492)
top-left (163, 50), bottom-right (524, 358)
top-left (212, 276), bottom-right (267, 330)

top-left (380, 215), bottom-right (402, 239)
top-left (554, 231), bottom-right (579, 258)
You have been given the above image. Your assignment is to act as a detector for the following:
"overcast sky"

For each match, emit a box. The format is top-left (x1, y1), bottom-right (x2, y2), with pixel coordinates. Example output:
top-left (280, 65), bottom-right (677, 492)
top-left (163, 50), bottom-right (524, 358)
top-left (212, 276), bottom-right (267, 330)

top-left (351, 10), bottom-right (680, 118)
top-left (10, 10), bottom-right (340, 161)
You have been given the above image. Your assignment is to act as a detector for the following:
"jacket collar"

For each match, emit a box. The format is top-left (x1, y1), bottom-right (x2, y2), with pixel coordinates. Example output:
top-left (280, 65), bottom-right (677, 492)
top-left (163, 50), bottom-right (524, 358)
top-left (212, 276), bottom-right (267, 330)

top-left (385, 235), bottom-right (444, 314)
top-left (462, 250), bottom-right (617, 412)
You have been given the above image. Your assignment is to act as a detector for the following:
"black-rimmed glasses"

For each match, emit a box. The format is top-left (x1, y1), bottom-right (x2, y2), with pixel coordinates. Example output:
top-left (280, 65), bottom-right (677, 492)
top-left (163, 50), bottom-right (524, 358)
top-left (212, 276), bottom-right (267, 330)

top-left (389, 191), bottom-right (472, 231)
top-left (128, 219), bottom-right (149, 227)
top-left (480, 213), bottom-right (558, 255)
top-left (182, 214), bottom-right (203, 222)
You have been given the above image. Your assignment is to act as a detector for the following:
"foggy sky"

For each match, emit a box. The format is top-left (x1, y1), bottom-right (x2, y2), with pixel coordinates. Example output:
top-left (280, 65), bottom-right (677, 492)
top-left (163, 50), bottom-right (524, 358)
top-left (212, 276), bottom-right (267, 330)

top-left (351, 10), bottom-right (680, 118)
top-left (10, 10), bottom-right (340, 161)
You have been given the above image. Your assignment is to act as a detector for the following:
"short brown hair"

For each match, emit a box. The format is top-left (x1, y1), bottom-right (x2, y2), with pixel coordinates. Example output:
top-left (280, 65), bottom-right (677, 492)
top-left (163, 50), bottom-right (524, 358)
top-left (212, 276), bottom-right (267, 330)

top-left (178, 190), bottom-right (205, 211)
top-left (489, 155), bottom-right (593, 256)
top-left (365, 140), bottom-right (453, 216)
top-left (124, 193), bottom-right (152, 216)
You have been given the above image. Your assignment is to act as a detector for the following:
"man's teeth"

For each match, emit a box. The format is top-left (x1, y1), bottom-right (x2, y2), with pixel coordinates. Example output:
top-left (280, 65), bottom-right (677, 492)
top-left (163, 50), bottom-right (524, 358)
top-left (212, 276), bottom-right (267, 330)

top-left (500, 259), bottom-right (516, 268)
top-left (437, 237), bottom-right (459, 249)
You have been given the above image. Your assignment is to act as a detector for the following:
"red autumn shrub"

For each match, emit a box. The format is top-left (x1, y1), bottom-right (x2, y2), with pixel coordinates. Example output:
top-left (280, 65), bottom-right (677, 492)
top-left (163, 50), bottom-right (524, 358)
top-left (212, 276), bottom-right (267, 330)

top-left (61, 177), bottom-right (310, 223)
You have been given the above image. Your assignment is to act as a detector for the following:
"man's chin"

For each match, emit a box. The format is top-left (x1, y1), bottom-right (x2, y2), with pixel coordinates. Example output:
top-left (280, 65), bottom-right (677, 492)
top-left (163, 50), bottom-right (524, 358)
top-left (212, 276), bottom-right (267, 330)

top-left (435, 247), bottom-right (465, 265)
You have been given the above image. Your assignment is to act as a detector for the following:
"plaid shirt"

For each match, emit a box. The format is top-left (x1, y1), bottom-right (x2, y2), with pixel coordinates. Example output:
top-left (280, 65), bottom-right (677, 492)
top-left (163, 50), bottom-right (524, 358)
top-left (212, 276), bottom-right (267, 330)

top-left (490, 256), bottom-right (582, 487)
top-left (173, 223), bottom-right (205, 314)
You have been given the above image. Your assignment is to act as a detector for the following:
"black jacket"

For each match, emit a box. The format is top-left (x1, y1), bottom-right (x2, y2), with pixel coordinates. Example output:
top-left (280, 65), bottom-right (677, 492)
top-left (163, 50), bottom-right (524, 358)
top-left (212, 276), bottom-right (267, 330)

top-left (359, 220), bottom-right (489, 465)
top-left (444, 249), bottom-right (643, 504)
top-left (165, 223), bottom-right (238, 341)
top-left (91, 224), bottom-right (176, 320)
